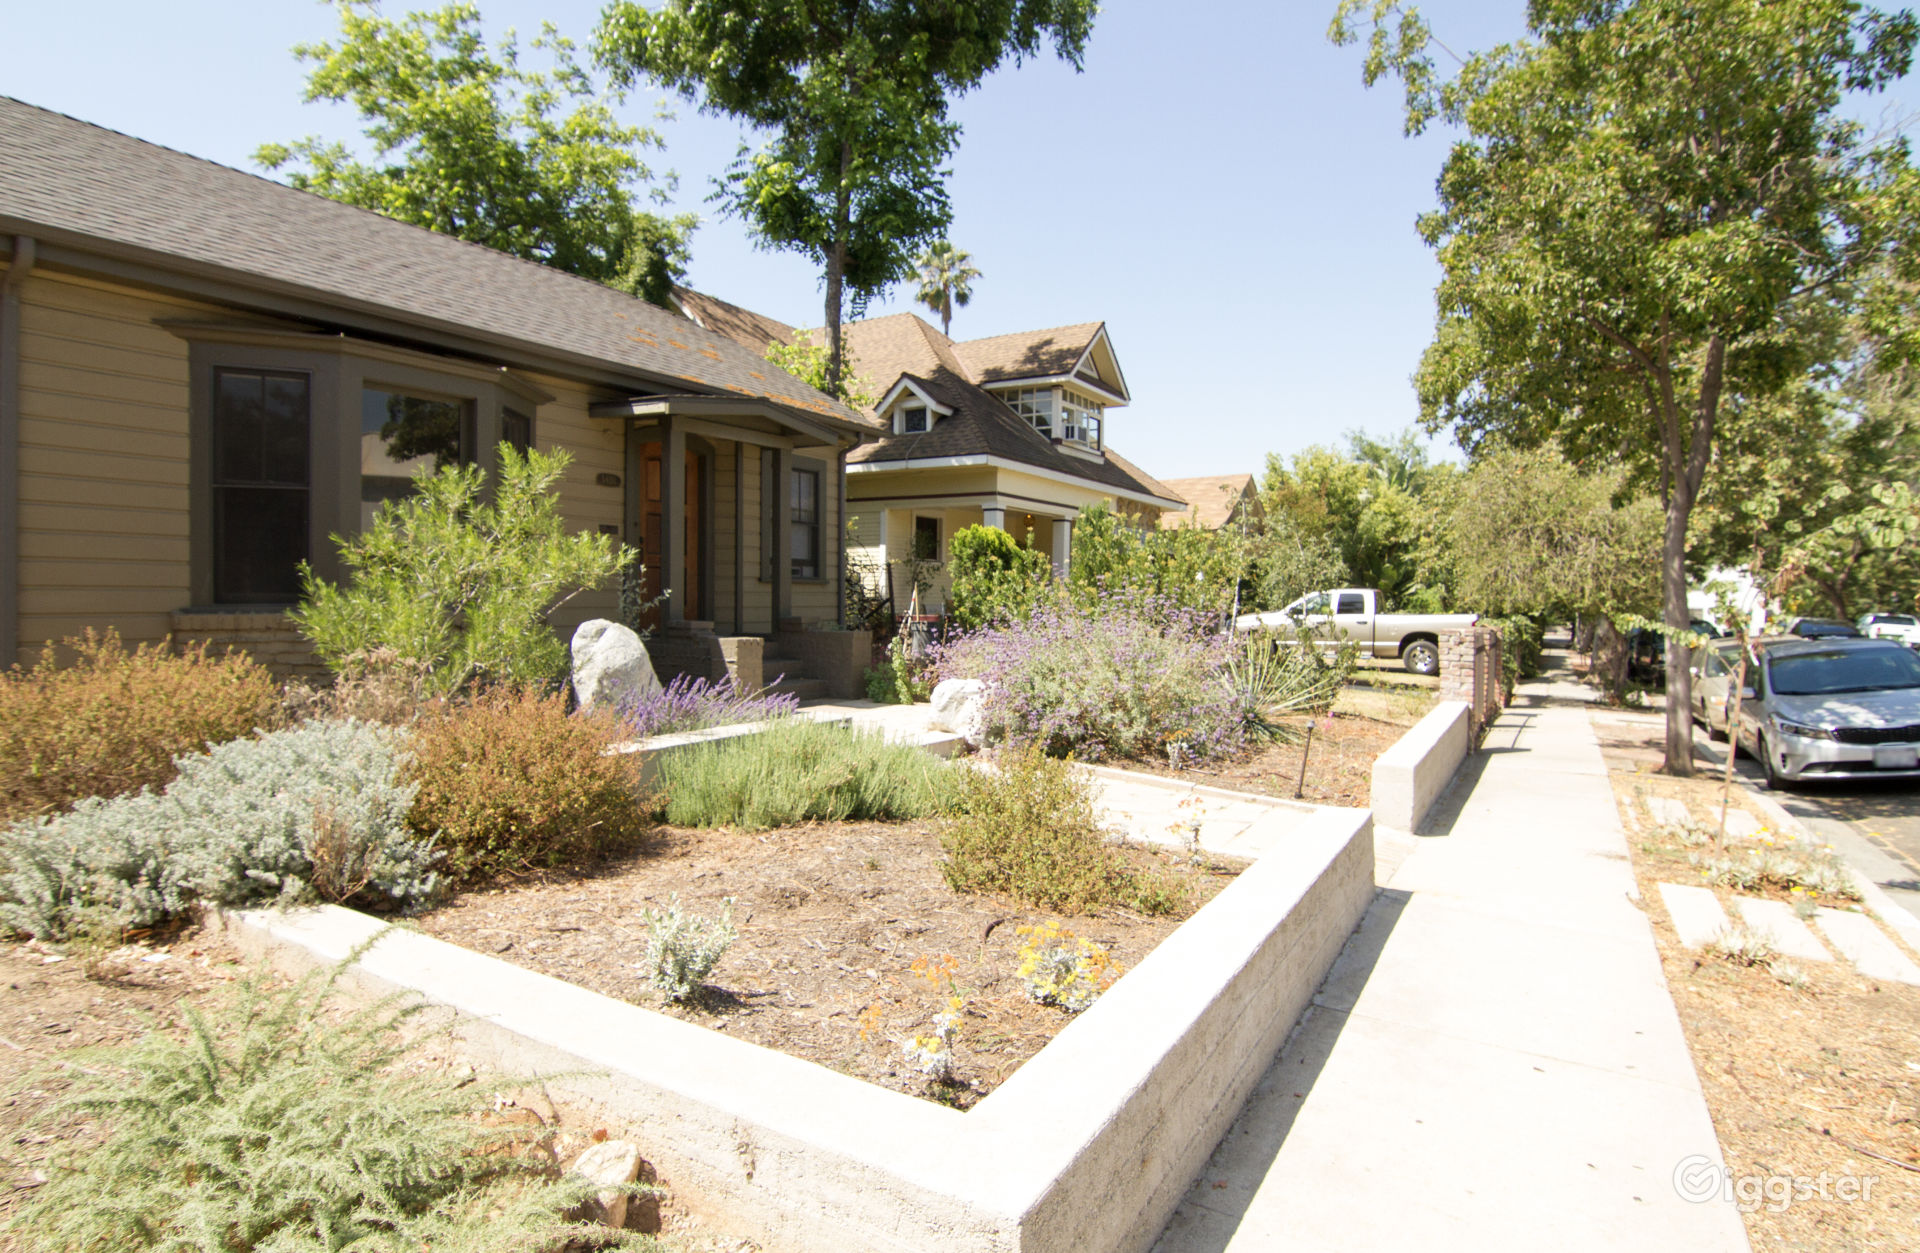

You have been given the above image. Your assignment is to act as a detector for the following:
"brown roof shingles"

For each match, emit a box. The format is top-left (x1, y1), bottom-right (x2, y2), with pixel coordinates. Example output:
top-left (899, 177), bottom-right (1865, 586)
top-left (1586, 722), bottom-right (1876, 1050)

top-left (1158, 474), bottom-right (1262, 530)
top-left (953, 322), bottom-right (1103, 383)
top-left (0, 96), bottom-right (861, 427)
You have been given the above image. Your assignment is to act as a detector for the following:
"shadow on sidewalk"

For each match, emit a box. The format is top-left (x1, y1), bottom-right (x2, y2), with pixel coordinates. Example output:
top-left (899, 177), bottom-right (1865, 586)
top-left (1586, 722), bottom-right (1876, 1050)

top-left (1157, 886), bottom-right (1412, 1253)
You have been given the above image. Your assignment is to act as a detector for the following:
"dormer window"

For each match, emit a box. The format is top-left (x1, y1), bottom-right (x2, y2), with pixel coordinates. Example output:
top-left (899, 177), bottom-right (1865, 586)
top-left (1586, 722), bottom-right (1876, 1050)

top-left (1002, 387), bottom-right (1054, 436)
top-left (902, 405), bottom-right (929, 433)
top-left (1061, 389), bottom-right (1104, 449)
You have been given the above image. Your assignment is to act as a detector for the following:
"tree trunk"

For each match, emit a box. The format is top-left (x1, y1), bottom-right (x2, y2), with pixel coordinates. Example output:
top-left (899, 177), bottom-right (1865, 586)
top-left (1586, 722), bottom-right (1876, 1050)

top-left (1593, 616), bottom-right (1631, 698)
top-left (823, 138), bottom-right (853, 398)
top-left (1661, 334), bottom-right (1726, 776)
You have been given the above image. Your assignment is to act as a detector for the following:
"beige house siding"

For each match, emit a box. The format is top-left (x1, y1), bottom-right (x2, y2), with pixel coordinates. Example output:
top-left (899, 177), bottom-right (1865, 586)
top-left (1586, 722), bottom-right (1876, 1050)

top-left (524, 372), bottom-right (625, 638)
top-left (13, 270), bottom-right (219, 662)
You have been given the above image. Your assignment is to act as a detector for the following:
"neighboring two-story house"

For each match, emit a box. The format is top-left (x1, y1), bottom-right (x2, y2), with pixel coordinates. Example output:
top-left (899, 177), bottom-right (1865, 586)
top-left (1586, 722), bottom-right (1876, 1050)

top-left (1157, 474), bottom-right (1264, 533)
top-left (672, 293), bottom-right (1185, 615)
top-left (0, 98), bottom-right (873, 689)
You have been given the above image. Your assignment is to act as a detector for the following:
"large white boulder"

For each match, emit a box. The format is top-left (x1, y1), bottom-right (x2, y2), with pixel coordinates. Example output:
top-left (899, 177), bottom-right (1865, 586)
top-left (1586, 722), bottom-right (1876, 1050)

top-left (567, 1138), bottom-right (644, 1229)
top-left (570, 619), bottom-right (662, 716)
top-left (928, 677), bottom-right (989, 748)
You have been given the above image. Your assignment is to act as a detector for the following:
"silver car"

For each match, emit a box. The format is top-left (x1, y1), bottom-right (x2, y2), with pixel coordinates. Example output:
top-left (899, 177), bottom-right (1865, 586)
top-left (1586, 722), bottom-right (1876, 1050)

top-left (1692, 637), bottom-right (1920, 788)
top-left (1858, 612), bottom-right (1920, 645)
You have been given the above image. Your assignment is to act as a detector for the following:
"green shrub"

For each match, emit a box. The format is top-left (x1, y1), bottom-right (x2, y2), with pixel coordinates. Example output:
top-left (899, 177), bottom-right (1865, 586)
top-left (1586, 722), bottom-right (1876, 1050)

top-left (1483, 614), bottom-right (1545, 696)
top-left (6, 956), bottom-right (649, 1253)
top-left (655, 718), bottom-right (951, 830)
top-left (0, 720), bottom-right (436, 941)
top-left (642, 894), bottom-right (737, 1001)
top-left (946, 524), bottom-right (1052, 629)
top-left (1221, 628), bottom-right (1360, 743)
top-left (938, 747), bottom-right (1182, 915)
top-left (0, 630), bottom-right (281, 822)
top-left (294, 445), bottom-right (629, 695)
top-left (863, 630), bottom-right (934, 704)
top-left (405, 686), bottom-right (650, 883)
top-left (1067, 501), bottom-right (1246, 620)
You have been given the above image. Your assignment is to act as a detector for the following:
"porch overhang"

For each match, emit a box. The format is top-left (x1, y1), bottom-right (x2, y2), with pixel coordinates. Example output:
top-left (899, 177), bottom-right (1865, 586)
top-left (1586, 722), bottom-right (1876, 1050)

top-left (589, 393), bottom-right (874, 450)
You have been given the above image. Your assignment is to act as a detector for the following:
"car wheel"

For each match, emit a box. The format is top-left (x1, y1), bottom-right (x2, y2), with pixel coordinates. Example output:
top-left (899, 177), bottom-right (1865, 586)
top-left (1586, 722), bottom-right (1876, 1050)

top-left (1402, 639), bottom-right (1439, 676)
top-left (1760, 733), bottom-right (1792, 791)
top-left (1705, 715), bottom-right (1728, 744)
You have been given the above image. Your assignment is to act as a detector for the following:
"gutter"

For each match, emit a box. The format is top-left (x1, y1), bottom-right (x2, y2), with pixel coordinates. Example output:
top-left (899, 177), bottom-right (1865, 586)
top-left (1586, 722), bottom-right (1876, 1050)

top-left (0, 235), bottom-right (33, 668)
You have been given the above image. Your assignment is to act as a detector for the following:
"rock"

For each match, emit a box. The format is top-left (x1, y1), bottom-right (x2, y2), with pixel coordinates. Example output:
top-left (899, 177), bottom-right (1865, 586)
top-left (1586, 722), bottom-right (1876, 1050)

top-left (929, 678), bottom-right (989, 747)
top-left (567, 1138), bottom-right (643, 1229)
top-left (570, 619), bottom-right (662, 716)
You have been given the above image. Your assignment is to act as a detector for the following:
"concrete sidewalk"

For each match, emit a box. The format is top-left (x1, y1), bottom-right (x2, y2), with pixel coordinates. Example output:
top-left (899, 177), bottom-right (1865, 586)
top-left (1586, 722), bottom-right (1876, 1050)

top-left (1154, 675), bottom-right (1751, 1252)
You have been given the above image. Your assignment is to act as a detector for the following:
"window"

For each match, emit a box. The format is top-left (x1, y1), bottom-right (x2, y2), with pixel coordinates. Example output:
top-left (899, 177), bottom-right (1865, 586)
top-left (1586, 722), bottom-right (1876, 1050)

top-left (1001, 387), bottom-right (1054, 436)
top-left (211, 369), bottom-right (310, 604)
top-left (502, 408), bottom-right (533, 457)
top-left (901, 405), bottom-right (929, 433)
top-left (913, 515), bottom-right (941, 563)
top-left (1336, 593), bottom-right (1366, 615)
top-left (1061, 388), bottom-right (1105, 446)
top-left (790, 466), bottom-right (821, 579)
top-left (361, 388), bottom-right (470, 529)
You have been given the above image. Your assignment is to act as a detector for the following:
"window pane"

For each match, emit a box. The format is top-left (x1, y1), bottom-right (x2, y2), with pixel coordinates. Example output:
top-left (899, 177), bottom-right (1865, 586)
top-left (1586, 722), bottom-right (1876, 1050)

top-left (502, 408), bottom-right (533, 456)
top-left (213, 371), bottom-right (264, 483)
top-left (215, 486), bottom-right (307, 604)
top-left (789, 468), bottom-right (821, 579)
top-left (913, 516), bottom-right (940, 562)
top-left (1337, 594), bottom-right (1365, 614)
top-left (262, 375), bottom-right (310, 484)
top-left (363, 388), bottom-right (467, 528)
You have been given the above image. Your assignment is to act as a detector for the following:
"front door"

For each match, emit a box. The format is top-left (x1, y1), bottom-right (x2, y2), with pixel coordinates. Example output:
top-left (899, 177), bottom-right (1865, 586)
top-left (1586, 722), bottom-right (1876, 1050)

top-left (637, 442), bottom-right (707, 628)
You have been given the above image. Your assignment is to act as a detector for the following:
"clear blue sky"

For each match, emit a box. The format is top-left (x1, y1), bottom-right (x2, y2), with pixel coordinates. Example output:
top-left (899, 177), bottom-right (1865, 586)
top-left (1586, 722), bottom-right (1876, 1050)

top-left (9, 2), bottom-right (1905, 481)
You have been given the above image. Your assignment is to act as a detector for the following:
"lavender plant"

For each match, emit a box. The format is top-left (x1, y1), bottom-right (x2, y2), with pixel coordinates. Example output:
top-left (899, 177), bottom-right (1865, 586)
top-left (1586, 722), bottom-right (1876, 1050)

top-left (935, 592), bottom-right (1247, 762)
top-left (616, 673), bottom-right (799, 740)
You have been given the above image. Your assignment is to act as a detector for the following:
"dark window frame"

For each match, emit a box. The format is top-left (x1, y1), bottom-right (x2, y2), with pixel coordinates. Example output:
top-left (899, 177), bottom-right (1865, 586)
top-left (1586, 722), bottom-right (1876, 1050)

top-left (790, 461), bottom-right (823, 581)
top-left (210, 367), bottom-right (312, 605)
top-left (913, 515), bottom-right (942, 563)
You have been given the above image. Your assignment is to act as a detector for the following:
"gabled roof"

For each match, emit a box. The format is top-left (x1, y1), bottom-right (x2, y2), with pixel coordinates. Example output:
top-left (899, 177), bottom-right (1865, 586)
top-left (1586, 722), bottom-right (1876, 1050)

top-left (953, 322), bottom-right (1102, 384)
top-left (1158, 474), bottom-right (1263, 530)
top-left (0, 96), bottom-right (862, 427)
top-left (671, 286), bottom-right (797, 355)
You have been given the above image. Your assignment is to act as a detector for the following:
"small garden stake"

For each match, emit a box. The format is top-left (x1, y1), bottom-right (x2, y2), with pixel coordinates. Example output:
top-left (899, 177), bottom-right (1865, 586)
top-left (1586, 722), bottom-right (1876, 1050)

top-left (1294, 717), bottom-right (1316, 799)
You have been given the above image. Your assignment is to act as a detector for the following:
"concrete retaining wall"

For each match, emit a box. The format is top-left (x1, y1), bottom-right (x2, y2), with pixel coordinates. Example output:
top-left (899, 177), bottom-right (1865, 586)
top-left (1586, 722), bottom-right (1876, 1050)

top-left (220, 804), bottom-right (1372, 1253)
top-left (1370, 699), bottom-right (1472, 832)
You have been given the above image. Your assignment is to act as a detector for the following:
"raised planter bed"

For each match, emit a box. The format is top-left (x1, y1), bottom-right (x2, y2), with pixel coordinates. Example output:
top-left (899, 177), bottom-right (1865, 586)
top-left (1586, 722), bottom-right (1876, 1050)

top-left (219, 801), bottom-right (1372, 1253)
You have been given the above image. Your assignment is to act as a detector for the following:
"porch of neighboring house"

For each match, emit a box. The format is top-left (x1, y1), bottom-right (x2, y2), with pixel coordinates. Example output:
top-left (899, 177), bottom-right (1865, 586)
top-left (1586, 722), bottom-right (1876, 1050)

top-left (846, 498), bottom-right (1075, 619)
top-left (589, 396), bottom-right (872, 700)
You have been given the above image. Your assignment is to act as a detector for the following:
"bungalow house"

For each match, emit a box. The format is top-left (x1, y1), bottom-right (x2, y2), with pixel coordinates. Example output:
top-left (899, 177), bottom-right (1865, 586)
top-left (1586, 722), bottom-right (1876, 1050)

top-left (0, 97), bottom-right (876, 692)
top-left (1157, 473), bottom-right (1264, 533)
top-left (671, 292), bottom-right (1186, 615)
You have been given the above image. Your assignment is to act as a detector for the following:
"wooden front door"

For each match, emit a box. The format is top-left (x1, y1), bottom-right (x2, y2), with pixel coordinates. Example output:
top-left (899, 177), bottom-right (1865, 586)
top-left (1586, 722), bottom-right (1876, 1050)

top-left (638, 442), bottom-right (707, 628)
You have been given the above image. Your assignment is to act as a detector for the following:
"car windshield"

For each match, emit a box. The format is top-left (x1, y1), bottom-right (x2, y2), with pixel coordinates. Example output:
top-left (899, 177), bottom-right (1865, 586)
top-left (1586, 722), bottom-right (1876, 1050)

top-left (1768, 647), bottom-right (1920, 696)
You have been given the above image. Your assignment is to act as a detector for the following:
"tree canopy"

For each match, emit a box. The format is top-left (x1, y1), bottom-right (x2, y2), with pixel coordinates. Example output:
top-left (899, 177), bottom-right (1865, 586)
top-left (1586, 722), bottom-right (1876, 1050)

top-left (596, 0), bottom-right (1096, 394)
top-left (1332, 0), bottom-right (1920, 773)
top-left (259, 1), bottom-right (695, 306)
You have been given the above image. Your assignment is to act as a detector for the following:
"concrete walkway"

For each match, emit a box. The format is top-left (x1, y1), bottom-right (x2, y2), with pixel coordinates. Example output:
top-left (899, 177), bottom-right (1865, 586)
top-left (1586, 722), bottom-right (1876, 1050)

top-left (1154, 673), bottom-right (1751, 1253)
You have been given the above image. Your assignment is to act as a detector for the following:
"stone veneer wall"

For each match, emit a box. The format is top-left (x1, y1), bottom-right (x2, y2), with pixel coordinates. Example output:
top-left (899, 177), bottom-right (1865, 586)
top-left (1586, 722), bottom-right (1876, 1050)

top-left (170, 610), bottom-right (327, 682)
top-left (647, 620), bottom-right (727, 687)
top-left (1439, 625), bottom-right (1504, 739)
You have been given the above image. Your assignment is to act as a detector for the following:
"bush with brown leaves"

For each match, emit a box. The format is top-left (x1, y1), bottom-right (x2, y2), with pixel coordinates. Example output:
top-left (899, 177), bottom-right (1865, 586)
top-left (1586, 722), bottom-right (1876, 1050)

top-left (0, 630), bottom-right (281, 822)
top-left (405, 687), bottom-right (650, 883)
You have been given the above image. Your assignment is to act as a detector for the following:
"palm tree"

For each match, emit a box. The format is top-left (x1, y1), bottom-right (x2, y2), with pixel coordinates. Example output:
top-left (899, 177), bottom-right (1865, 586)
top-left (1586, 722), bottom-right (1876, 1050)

top-left (913, 241), bottom-right (981, 338)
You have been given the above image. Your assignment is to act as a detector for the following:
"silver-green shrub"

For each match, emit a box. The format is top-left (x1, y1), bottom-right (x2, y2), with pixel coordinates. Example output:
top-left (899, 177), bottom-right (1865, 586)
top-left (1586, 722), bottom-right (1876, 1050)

top-left (641, 894), bottom-right (736, 1001)
top-left (0, 720), bottom-right (437, 940)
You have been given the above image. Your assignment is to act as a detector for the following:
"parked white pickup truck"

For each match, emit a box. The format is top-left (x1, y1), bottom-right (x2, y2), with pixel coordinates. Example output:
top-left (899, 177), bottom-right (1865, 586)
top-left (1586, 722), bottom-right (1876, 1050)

top-left (1234, 588), bottom-right (1479, 676)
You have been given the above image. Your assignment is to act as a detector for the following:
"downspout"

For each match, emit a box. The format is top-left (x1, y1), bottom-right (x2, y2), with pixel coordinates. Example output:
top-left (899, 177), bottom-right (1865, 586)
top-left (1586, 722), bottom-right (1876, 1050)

top-left (0, 236), bottom-right (35, 669)
top-left (836, 440), bottom-right (849, 627)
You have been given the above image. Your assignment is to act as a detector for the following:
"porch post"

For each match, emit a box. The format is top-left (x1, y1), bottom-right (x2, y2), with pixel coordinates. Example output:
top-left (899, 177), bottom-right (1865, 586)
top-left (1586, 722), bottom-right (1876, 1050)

top-left (772, 444), bottom-right (792, 626)
top-left (982, 501), bottom-right (1007, 532)
top-left (662, 415), bottom-right (685, 624)
top-left (732, 443), bottom-right (745, 635)
top-left (834, 445), bottom-right (847, 627)
top-left (1051, 517), bottom-right (1073, 580)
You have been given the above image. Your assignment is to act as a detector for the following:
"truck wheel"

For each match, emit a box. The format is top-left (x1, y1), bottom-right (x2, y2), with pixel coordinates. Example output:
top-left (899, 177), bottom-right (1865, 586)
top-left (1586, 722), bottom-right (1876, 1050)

top-left (1402, 639), bottom-right (1439, 676)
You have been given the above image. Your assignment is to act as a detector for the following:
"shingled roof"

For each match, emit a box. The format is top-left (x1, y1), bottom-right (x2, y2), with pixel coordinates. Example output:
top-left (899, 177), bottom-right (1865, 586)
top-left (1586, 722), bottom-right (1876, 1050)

top-left (0, 97), bottom-right (863, 428)
top-left (671, 286), bottom-right (798, 356)
top-left (1158, 474), bottom-right (1262, 530)
top-left (952, 322), bottom-right (1103, 384)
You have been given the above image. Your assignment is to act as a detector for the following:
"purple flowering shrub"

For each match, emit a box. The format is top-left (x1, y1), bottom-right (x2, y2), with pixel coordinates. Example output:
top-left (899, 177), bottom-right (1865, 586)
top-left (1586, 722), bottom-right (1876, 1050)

top-left (935, 593), bottom-right (1249, 762)
top-left (616, 674), bottom-right (799, 740)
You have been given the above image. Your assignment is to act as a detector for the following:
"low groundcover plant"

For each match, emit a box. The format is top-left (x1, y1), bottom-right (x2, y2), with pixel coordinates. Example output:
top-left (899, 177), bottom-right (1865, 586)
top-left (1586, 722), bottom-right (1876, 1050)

top-left (6, 953), bottom-right (651, 1252)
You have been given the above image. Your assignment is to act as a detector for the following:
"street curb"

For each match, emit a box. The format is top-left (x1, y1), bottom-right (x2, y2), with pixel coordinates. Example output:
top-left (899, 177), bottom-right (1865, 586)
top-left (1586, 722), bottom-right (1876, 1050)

top-left (1742, 784), bottom-right (1920, 956)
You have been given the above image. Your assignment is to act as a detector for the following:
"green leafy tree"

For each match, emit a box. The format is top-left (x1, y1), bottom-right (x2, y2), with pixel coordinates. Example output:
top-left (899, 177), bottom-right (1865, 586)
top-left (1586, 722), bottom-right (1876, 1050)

top-left (597, 0), bottom-right (1096, 394)
top-left (1332, 0), bottom-right (1920, 774)
top-left (764, 334), bottom-right (876, 410)
top-left (1068, 503), bottom-right (1247, 620)
top-left (947, 524), bottom-right (1052, 629)
top-left (294, 445), bottom-right (628, 694)
top-left (258, 1), bottom-right (695, 305)
top-left (1249, 518), bottom-right (1352, 611)
top-left (914, 240), bottom-right (982, 337)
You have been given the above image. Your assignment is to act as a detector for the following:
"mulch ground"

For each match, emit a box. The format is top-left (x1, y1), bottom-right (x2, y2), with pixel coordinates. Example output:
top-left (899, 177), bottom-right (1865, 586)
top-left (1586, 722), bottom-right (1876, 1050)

top-left (1123, 685), bottom-right (1436, 807)
top-left (416, 819), bottom-right (1243, 1109)
top-left (1598, 710), bottom-right (1920, 1250)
